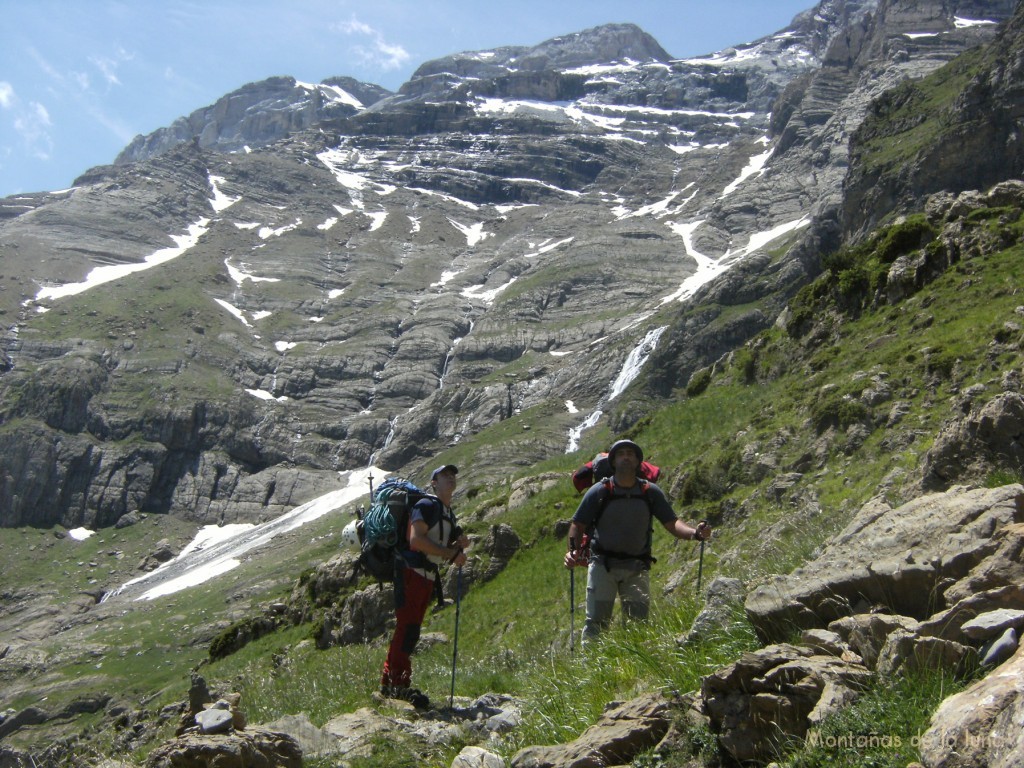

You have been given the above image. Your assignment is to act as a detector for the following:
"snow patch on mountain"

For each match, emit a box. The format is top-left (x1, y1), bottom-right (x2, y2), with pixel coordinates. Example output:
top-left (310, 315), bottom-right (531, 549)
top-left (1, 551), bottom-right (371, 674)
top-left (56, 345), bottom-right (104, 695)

top-left (32, 218), bottom-right (210, 304)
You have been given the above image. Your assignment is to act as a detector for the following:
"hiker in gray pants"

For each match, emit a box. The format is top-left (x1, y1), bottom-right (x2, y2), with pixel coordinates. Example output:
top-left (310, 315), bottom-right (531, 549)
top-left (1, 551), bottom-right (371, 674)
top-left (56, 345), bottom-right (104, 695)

top-left (565, 440), bottom-right (711, 644)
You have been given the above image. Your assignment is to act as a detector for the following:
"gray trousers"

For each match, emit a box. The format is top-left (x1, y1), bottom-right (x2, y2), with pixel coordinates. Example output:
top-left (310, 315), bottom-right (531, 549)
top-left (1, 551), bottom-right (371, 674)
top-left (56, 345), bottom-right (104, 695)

top-left (582, 559), bottom-right (650, 643)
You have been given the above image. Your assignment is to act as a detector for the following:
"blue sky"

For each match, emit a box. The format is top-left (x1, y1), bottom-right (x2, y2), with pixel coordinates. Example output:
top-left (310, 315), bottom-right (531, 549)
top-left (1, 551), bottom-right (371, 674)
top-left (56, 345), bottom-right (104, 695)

top-left (0, 0), bottom-right (815, 198)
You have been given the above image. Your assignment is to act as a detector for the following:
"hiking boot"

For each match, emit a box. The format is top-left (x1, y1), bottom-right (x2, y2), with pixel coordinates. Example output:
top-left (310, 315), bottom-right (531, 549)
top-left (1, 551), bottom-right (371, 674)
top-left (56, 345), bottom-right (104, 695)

top-left (380, 685), bottom-right (431, 710)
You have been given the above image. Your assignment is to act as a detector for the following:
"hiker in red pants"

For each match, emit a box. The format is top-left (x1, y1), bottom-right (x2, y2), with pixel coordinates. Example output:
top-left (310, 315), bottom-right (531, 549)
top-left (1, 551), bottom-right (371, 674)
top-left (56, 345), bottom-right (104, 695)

top-left (380, 464), bottom-right (469, 709)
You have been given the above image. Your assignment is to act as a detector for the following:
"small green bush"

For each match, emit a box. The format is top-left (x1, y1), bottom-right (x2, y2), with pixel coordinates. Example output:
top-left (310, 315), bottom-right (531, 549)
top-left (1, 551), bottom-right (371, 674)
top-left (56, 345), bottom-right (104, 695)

top-left (686, 367), bottom-right (712, 397)
top-left (875, 215), bottom-right (936, 263)
top-left (733, 347), bottom-right (757, 384)
top-left (924, 348), bottom-right (959, 379)
top-left (811, 391), bottom-right (869, 433)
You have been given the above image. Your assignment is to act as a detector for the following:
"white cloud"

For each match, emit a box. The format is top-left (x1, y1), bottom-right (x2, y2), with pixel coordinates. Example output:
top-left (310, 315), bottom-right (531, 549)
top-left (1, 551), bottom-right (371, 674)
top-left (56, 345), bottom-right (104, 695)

top-left (29, 102), bottom-right (51, 126)
top-left (12, 102), bottom-right (53, 159)
top-left (0, 79), bottom-right (52, 161)
top-left (90, 47), bottom-right (134, 88)
top-left (337, 18), bottom-right (374, 36)
top-left (374, 39), bottom-right (411, 70)
top-left (28, 43), bottom-right (136, 146)
top-left (27, 46), bottom-right (62, 83)
top-left (333, 15), bottom-right (410, 72)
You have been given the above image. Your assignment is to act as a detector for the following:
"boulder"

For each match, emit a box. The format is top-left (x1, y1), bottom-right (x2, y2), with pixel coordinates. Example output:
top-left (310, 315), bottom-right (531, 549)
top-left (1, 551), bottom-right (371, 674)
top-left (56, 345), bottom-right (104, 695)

top-left (260, 694), bottom-right (521, 761)
top-left (187, 672), bottom-right (212, 716)
top-left (828, 613), bottom-right (919, 669)
top-left (143, 727), bottom-right (302, 768)
top-left (745, 485), bottom-right (1024, 643)
top-left (960, 608), bottom-right (1024, 641)
top-left (918, 585), bottom-right (1024, 643)
top-left (452, 746), bottom-right (507, 768)
top-left (445, 522), bottom-right (522, 593)
top-left (981, 627), bottom-right (1018, 668)
top-left (321, 707), bottom-right (409, 759)
top-left (921, 393), bottom-right (1024, 491)
top-left (137, 539), bottom-right (177, 572)
top-left (701, 643), bottom-right (871, 764)
top-left (677, 576), bottom-right (746, 647)
top-left (261, 713), bottom-right (337, 758)
top-left (874, 629), bottom-right (975, 676)
top-left (195, 707), bottom-right (234, 735)
top-left (316, 584), bottom-right (394, 648)
top-left (510, 692), bottom-right (673, 768)
top-left (114, 511), bottom-right (143, 529)
top-left (319, 697), bottom-right (517, 759)
top-left (918, 642), bottom-right (1024, 768)
top-left (941, 522), bottom-right (1024, 606)
top-left (799, 628), bottom-right (858, 660)
top-left (507, 473), bottom-right (563, 510)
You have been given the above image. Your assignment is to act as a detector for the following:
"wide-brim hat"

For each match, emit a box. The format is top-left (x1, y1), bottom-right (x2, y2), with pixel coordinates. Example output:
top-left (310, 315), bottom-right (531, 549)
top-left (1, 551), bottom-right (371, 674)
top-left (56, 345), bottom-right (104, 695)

top-left (608, 439), bottom-right (643, 464)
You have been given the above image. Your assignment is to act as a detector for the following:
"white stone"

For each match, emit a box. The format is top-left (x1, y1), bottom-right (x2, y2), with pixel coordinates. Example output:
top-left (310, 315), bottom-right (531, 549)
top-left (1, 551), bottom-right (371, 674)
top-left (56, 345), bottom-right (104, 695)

top-left (961, 608), bottom-right (1024, 640)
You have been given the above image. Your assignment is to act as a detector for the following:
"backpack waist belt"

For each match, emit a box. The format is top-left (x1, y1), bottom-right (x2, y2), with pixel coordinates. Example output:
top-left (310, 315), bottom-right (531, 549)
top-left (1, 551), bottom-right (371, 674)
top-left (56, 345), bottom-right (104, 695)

top-left (399, 549), bottom-right (440, 573)
top-left (397, 552), bottom-right (445, 605)
top-left (591, 545), bottom-right (656, 570)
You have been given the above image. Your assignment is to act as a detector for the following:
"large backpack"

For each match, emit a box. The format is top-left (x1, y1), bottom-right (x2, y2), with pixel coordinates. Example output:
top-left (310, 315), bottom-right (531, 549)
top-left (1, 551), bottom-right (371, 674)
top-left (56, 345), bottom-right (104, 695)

top-left (354, 477), bottom-right (437, 584)
top-left (571, 451), bottom-right (661, 493)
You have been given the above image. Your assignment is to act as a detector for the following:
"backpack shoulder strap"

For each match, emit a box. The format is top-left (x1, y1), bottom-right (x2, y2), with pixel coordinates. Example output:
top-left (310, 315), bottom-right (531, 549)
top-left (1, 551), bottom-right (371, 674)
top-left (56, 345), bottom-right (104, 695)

top-left (404, 493), bottom-right (446, 543)
top-left (594, 478), bottom-right (614, 523)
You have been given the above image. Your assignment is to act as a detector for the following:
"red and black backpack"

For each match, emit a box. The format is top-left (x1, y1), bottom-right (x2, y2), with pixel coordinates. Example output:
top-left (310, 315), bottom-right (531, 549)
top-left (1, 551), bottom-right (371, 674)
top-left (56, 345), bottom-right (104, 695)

top-left (571, 451), bottom-right (661, 493)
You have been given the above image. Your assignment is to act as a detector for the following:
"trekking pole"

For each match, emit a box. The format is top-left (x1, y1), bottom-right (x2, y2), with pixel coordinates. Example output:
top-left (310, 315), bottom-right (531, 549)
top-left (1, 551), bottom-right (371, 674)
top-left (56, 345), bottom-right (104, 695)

top-left (449, 566), bottom-right (463, 709)
top-left (569, 566), bottom-right (576, 655)
top-left (568, 536), bottom-right (578, 655)
top-left (695, 520), bottom-right (708, 594)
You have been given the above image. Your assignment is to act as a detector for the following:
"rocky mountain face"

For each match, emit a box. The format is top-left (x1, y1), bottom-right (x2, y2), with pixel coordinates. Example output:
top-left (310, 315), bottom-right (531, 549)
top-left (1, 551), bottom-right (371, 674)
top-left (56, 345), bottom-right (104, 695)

top-left (0, 1), bottom-right (1017, 534)
top-left (113, 76), bottom-right (393, 165)
top-left (845, 0), bottom-right (1024, 233)
top-left (646, 0), bottom-right (1018, 394)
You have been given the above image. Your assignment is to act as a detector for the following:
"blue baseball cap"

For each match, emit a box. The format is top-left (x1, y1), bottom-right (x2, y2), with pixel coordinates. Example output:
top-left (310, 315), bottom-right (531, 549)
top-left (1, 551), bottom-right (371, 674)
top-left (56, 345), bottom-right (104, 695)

top-left (430, 464), bottom-right (458, 481)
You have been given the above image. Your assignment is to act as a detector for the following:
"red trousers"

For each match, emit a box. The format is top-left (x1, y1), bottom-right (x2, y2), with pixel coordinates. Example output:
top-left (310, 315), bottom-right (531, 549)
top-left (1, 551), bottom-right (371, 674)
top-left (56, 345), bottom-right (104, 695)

top-left (381, 566), bottom-right (435, 688)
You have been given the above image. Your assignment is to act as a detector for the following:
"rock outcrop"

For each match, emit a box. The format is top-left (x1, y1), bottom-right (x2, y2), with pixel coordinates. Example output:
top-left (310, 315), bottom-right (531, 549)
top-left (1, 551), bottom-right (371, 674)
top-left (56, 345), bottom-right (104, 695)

top-left (260, 694), bottom-right (521, 762)
top-left (510, 692), bottom-right (675, 768)
top-left (918, 641), bottom-right (1024, 768)
top-left (646, 0), bottom-right (1016, 397)
top-left (144, 727), bottom-right (303, 768)
top-left (844, 0), bottom-right (1024, 236)
top-left (745, 484), bottom-right (1024, 642)
top-left (922, 391), bottom-right (1024, 492)
top-left (702, 643), bottom-right (872, 763)
top-left (115, 76), bottom-right (391, 165)
top-left (733, 483), bottom-right (1024, 767)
